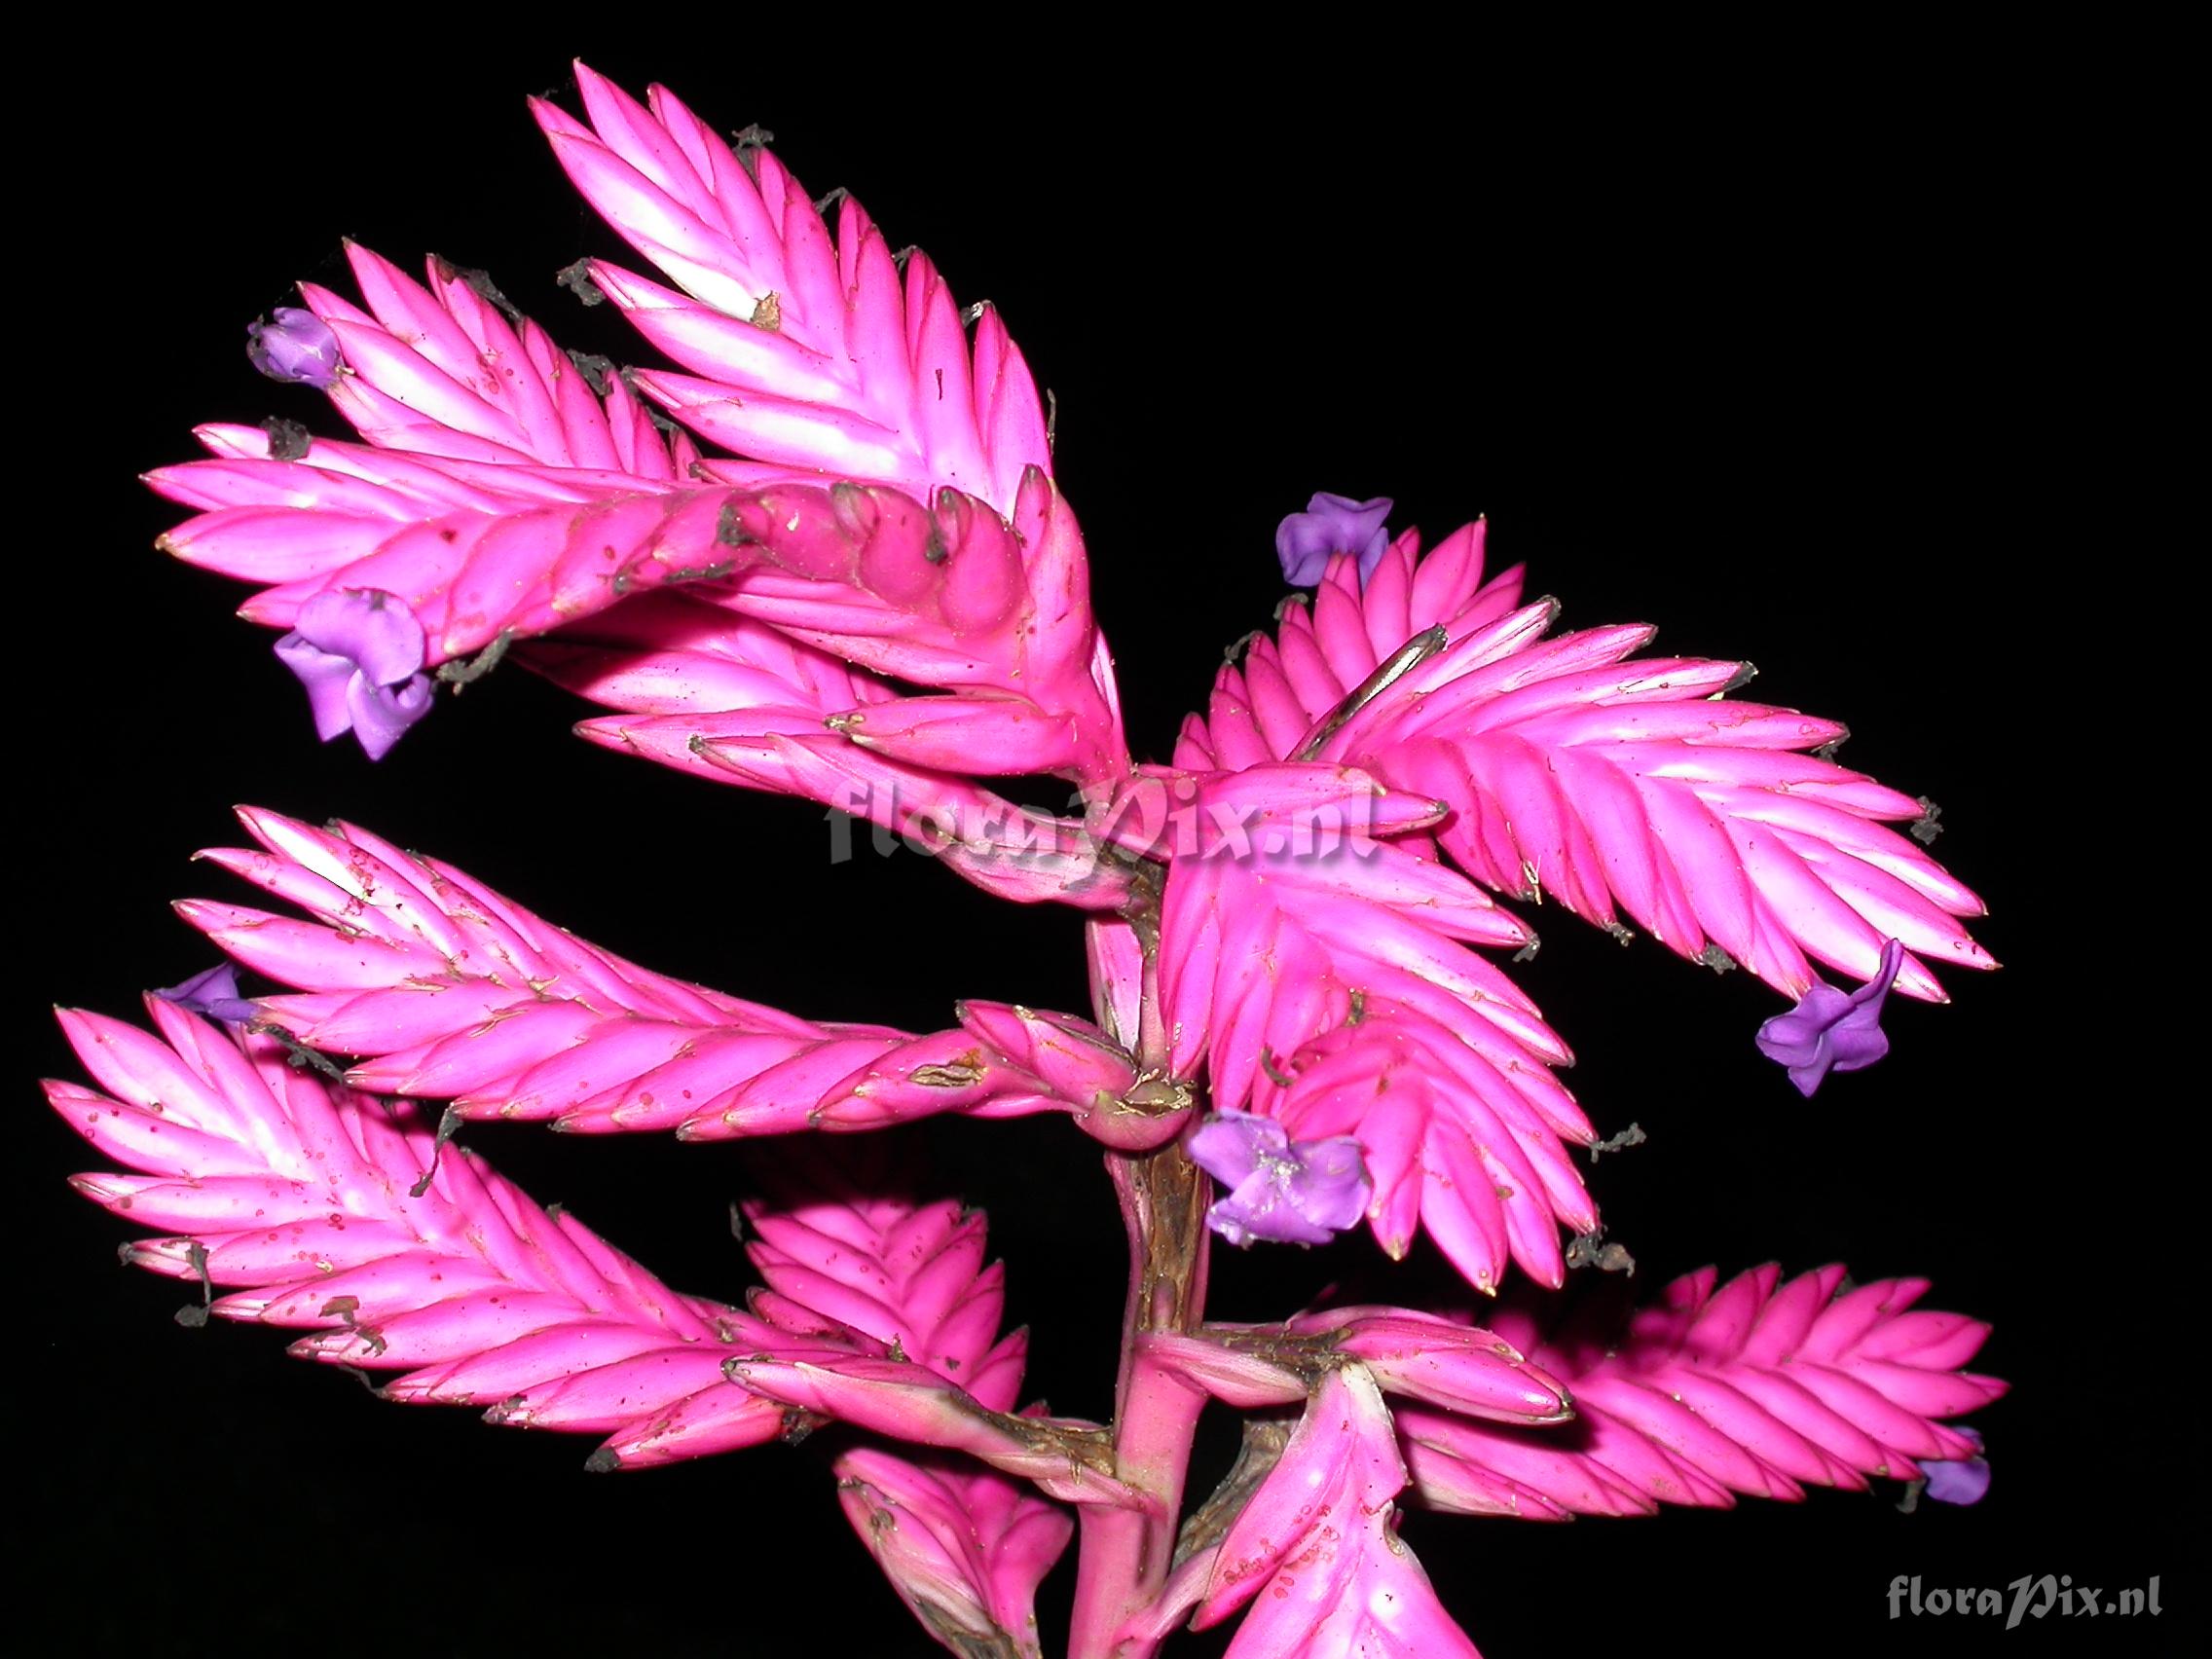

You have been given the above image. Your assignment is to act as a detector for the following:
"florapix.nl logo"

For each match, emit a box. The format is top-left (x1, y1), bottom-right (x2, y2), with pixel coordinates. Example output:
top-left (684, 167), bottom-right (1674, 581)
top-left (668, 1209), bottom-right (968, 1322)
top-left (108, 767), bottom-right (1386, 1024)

top-left (824, 767), bottom-right (1439, 885)
top-left (1888, 1574), bottom-right (2162, 1628)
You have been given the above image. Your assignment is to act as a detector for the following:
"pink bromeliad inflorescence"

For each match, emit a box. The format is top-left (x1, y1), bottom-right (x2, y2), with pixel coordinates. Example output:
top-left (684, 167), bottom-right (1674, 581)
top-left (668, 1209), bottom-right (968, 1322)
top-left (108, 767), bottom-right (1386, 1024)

top-left (49, 65), bottom-right (2005, 1657)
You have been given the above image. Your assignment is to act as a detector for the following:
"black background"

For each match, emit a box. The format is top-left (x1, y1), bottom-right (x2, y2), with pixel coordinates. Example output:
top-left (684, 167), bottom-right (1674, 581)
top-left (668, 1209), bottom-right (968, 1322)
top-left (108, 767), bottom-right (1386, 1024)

top-left (16, 31), bottom-right (2189, 1659)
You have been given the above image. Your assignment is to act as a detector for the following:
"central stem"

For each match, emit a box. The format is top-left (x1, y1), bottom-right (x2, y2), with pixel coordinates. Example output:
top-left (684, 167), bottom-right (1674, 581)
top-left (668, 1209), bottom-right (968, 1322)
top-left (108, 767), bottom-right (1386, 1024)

top-left (1068, 1140), bottom-right (1211, 1659)
top-left (1068, 888), bottom-right (1212, 1659)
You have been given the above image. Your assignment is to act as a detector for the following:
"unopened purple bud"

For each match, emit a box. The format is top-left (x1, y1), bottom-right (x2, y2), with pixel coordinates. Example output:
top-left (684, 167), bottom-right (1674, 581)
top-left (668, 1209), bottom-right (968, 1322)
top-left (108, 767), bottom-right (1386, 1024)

top-left (1275, 493), bottom-right (1394, 587)
top-left (1755, 939), bottom-right (1904, 1097)
top-left (247, 307), bottom-right (343, 388)
top-left (275, 588), bottom-right (435, 760)
top-left (1188, 1110), bottom-right (1371, 1247)
top-left (153, 964), bottom-right (259, 1023)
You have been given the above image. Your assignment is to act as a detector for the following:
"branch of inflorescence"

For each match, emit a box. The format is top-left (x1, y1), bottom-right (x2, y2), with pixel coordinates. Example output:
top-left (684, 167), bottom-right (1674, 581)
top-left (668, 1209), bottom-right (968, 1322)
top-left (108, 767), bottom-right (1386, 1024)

top-left (1067, 868), bottom-right (1218, 1659)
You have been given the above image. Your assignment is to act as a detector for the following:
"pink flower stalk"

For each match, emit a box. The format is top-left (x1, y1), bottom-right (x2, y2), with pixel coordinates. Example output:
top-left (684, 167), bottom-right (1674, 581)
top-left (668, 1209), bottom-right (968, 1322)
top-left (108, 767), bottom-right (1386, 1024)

top-left (55, 63), bottom-right (2015, 1658)
top-left (535, 594), bottom-right (1128, 907)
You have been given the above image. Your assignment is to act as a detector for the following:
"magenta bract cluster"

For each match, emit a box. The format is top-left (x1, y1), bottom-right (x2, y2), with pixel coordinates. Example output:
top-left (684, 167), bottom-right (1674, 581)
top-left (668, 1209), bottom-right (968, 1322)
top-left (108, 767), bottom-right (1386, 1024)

top-left (50, 63), bottom-right (2008, 1659)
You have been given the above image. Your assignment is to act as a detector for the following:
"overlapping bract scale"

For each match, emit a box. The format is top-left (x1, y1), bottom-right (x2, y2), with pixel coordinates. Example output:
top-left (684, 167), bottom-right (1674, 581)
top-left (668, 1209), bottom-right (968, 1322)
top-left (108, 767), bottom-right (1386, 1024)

top-left (1143, 1309), bottom-right (1573, 1427)
top-left (741, 1149), bottom-right (1027, 1410)
top-left (1397, 1264), bottom-right (2005, 1520)
top-left (718, 1151), bottom-right (1139, 1509)
top-left (837, 1447), bottom-right (1073, 1659)
top-left (1192, 1368), bottom-right (1481, 1658)
top-left (531, 574), bottom-right (1128, 910)
top-left (813, 999), bottom-right (1198, 1149)
top-left (1180, 524), bottom-right (1994, 1002)
top-left (1120, 763), bottom-right (1597, 1290)
top-left (179, 807), bottom-right (1048, 1138)
top-left (300, 241), bottom-right (693, 474)
top-left (1263, 1006), bottom-right (1600, 1292)
top-left (535, 64), bottom-right (1051, 516)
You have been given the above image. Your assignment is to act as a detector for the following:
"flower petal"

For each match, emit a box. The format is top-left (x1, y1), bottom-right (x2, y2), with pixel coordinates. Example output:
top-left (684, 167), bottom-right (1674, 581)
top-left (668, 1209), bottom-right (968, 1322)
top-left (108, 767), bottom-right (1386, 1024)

top-left (296, 588), bottom-right (427, 684)
top-left (152, 964), bottom-right (260, 1023)
top-left (1191, 1111), bottom-right (1372, 1247)
top-left (1188, 1111), bottom-right (1275, 1189)
top-left (1284, 1134), bottom-right (1372, 1234)
top-left (1921, 1423), bottom-right (1989, 1504)
top-left (1277, 493), bottom-right (1393, 588)
top-left (1754, 941), bottom-right (1904, 1094)
top-left (347, 673), bottom-right (434, 760)
top-left (273, 633), bottom-right (360, 741)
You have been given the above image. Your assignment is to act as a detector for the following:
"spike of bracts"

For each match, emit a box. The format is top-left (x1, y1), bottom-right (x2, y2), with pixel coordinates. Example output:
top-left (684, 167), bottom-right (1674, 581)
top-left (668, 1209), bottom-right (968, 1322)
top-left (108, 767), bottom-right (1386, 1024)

top-left (178, 807), bottom-right (1156, 1141)
top-left (1178, 526), bottom-right (1995, 1003)
top-left (1396, 1264), bottom-right (2003, 1520)
top-left (535, 65), bottom-right (1051, 516)
top-left (1143, 1261), bottom-right (2000, 1524)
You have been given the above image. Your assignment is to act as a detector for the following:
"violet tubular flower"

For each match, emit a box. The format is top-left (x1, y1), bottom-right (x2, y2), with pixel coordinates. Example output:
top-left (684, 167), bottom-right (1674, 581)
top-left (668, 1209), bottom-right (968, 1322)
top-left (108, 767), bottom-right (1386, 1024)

top-left (273, 588), bottom-right (434, 760)
top-left (1755, 938), bottom-right (1906, 1097)
top-left (1275, 492), bottom-right (1394, 586)
top-left (245, 306), bottom-right (343, 387)
top-left (1187, 1109), bottom-right (1371, 1246)
top-left (152, 964), bottom-right (258, 1023)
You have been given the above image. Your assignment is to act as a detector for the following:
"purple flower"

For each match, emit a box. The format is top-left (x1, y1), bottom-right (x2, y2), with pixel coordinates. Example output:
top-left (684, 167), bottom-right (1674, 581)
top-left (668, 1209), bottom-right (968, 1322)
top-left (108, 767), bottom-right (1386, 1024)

top-left (153, 964), bottom-right (260, 1024)
top-left (275, 589), bottom-right (436, 760)
top-left (1187, 1110), bottom-right (1371, 1247)
top-left (246, 307), bottom-right (344, 388)
top-left (1921, 1426), bottom-right (1991, 1505)
top-left (1275, 493), bottom-right (1394, 587)
top-left (1755, 939), bottom-right (1905, 1097)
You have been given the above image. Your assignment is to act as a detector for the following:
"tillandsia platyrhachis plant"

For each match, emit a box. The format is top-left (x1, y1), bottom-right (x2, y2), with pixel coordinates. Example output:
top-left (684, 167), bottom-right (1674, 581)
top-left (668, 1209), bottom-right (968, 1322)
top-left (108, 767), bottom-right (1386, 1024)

top-left (45, 66), bottom-right (2009, 1657)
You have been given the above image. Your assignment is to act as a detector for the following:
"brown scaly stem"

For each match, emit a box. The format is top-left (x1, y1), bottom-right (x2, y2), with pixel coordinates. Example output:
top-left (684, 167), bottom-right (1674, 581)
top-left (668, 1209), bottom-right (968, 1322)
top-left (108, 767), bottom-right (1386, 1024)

top-left (1067, 872), bottom-right (1213, 1659)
